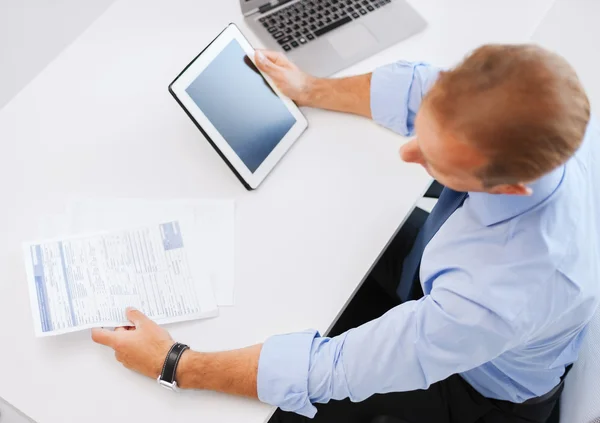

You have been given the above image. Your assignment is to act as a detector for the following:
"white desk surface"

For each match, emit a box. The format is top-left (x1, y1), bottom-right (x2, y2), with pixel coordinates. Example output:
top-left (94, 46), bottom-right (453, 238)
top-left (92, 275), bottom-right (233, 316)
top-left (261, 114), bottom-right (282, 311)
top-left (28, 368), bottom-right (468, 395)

top-left (0, 0), bottom-right (554, 422)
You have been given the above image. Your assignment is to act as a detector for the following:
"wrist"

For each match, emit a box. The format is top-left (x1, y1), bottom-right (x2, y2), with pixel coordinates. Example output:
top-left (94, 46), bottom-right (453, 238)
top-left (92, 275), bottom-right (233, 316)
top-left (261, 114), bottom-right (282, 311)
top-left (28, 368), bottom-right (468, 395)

top-left (301, 76), bottom-right (324, 107)
top-left (174, 349), bottom-right (203, 389)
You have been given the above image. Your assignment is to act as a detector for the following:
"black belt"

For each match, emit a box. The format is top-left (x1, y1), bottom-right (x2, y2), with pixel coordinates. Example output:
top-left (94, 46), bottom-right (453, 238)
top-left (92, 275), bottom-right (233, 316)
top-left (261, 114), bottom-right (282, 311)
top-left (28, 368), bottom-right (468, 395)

top-left (523, 364), bottom-right (572, 405)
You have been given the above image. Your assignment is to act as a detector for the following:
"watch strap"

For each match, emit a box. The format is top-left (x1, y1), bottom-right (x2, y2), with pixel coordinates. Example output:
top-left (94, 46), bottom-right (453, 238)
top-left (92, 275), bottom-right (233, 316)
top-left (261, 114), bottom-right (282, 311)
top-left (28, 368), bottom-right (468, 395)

top-left (159, 342), bottom-right (189, 385)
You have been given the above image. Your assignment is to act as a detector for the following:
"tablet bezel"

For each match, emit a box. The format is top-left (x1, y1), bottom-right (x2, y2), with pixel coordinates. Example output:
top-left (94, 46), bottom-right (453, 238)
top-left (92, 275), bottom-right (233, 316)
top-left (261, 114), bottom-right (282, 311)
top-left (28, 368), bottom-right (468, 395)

top-left (169, 24), bottom-right (308, 190)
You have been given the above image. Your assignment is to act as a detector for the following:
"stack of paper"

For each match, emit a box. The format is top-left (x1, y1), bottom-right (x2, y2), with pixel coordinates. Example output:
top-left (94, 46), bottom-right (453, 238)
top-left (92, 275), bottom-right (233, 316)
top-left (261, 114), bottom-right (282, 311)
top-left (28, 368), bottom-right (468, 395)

top-left (23, 199), bottom-right (234, 337)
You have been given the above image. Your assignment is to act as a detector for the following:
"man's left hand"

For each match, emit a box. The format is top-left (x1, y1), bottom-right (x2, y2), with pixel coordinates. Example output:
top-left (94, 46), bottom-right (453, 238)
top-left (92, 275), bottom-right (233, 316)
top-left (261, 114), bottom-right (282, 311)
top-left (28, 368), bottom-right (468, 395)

top-left (92, 307), bottom-right (175, 379)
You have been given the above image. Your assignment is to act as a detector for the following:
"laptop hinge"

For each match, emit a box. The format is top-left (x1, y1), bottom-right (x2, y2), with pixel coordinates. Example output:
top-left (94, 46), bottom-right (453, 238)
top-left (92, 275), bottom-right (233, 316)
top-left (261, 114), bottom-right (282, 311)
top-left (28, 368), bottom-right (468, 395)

top-left (258, 0), bottom-right (293, 14)
top-left (244, 0), bottom-right (294, 17)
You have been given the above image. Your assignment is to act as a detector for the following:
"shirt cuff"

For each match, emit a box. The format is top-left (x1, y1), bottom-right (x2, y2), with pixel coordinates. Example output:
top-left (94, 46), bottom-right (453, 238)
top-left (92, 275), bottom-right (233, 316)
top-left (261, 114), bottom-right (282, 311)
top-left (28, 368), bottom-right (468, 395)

top-left (370, 61), bottom-right (434, 136)
top-left (257, 329), bottom-right (320, 418)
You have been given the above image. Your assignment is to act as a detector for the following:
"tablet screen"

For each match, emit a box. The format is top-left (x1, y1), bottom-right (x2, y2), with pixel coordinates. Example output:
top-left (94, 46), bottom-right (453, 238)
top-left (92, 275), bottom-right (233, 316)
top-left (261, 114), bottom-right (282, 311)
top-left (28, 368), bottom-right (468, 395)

top-left (185, 40), bottom-right (297, 173)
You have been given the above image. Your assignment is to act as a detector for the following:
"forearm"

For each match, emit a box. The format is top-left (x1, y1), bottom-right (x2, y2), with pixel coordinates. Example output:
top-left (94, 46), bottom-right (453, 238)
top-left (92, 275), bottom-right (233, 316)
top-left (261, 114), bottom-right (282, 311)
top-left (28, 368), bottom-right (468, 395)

top-left (304, 74), bottom-right (372, 118)
top-left (176, 344), bottom-right (262, 398)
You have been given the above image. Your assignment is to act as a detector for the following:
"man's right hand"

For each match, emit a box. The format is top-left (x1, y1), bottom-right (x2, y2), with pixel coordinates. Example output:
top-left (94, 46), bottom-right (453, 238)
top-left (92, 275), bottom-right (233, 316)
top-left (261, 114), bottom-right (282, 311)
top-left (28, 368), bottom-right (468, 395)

top-left (254, 50), bottom-right (373, 118)
top-left (254, 50), bottom-right (316, 106)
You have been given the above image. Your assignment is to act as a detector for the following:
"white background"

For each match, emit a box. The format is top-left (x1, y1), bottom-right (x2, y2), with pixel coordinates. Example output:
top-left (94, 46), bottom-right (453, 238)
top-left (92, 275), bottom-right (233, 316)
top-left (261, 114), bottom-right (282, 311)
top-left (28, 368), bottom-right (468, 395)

top-left (1, 0), bottom-right (600, 422)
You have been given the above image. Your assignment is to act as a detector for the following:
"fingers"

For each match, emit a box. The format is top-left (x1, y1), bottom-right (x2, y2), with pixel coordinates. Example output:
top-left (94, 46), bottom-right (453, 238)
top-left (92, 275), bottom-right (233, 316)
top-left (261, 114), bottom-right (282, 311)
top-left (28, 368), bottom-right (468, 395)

top-left (126, 307), bottom-right (149, 327)
top-left (255, 50), bottom-right (288, 73)
top-left (254, 50), bottom-right (275, 74)
top-left (91, 328), bottom-right (118, 347)
top-left (260, 49), bottom-right (288, 66)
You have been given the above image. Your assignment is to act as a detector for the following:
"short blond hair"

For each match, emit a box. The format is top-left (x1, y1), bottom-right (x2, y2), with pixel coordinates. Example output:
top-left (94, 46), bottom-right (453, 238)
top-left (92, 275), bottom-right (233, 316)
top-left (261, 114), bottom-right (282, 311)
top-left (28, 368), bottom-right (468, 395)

top-left (425, 44), bottom-right (590, 186)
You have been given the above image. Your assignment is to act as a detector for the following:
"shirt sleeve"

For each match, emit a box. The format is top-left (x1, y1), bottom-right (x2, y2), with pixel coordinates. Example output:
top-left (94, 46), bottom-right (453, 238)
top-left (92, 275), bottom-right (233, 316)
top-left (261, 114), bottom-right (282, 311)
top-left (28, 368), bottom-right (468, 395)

top-left (370, 61), bottom-right (441, 136)
top-left (257, 268), bottom-right (528, 418)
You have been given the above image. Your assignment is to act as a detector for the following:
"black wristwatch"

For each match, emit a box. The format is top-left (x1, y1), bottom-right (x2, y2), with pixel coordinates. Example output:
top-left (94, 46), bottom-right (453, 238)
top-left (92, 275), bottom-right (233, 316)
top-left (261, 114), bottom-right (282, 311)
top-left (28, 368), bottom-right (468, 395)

top-left (157, 342), bottom-right (189, 391)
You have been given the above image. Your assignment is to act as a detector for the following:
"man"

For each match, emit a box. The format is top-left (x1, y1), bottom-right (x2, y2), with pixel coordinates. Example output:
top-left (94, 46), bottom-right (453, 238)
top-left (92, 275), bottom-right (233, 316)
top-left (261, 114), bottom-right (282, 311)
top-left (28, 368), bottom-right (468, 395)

top-left (92, 44), bottom-right (600, 423)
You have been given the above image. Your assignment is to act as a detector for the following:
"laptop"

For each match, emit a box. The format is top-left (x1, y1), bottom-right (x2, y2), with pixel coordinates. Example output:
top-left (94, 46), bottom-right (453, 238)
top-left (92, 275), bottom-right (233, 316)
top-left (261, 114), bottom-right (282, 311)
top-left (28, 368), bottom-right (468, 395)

top-left (241, 0), bottom-right (427, 77)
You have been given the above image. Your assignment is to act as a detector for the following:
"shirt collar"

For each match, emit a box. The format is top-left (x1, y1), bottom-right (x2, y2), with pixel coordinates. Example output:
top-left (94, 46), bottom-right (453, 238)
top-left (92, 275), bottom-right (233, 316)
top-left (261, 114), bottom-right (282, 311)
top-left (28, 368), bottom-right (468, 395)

top-left (468, 165), bottom-right (566, 227)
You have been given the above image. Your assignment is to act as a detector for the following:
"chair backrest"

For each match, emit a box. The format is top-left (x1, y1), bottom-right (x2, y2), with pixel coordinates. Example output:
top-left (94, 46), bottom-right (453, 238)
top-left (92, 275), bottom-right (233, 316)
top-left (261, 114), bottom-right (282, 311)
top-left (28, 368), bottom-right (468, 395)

top-left (560, 308), bottom-right (600, 423)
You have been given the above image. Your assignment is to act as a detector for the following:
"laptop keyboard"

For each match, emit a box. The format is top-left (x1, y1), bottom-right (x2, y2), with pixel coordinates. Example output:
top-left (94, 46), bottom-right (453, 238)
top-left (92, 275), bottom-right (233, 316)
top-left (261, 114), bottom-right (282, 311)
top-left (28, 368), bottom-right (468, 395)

top-left (259, 0), bottom-right (393, 52)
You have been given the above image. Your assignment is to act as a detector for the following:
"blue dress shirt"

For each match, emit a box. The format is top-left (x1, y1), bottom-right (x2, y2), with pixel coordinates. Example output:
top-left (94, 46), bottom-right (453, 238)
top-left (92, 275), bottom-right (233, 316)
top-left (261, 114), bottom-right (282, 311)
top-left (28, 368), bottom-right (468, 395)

top-left (257, 61), bottom-right (600, 418)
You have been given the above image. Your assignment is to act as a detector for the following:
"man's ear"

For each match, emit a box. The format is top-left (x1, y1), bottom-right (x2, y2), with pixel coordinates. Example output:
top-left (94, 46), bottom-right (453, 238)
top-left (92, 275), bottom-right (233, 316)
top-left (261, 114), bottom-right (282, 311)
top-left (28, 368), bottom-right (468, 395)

top-left (488, 183), bottom-right (533, 196)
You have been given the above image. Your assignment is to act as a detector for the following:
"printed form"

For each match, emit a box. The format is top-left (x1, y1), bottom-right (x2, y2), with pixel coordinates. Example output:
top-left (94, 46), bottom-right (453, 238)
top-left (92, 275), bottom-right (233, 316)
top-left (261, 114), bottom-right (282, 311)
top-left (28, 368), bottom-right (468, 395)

top-left (69, 199), bottom-right (235, 306)
top-left (23, 220), bottom-right (218, 336)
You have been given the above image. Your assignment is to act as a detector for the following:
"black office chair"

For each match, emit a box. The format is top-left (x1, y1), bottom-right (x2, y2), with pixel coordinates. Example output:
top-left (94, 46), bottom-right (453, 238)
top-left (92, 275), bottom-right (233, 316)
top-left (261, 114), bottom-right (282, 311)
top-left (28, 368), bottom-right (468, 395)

top-left (424, 180), bottom-right (444, 199)
top-left (370, 417), bottom-right (409, 423)
top-left (369, 401), bottom-right (561, 423)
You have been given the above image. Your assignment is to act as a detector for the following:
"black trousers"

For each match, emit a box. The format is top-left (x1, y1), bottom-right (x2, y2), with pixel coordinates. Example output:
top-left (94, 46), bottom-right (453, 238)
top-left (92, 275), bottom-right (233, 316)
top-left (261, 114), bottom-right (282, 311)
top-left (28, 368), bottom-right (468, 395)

top-left (270, 199), bottom-right (563, 423)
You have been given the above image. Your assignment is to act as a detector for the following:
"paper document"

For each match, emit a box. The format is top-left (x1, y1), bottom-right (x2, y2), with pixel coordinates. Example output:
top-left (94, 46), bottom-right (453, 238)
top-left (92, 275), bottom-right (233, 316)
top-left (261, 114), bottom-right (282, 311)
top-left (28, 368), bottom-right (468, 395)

top-left (24, 220), bottom-right (218, 337)
top-left (69, 199), bottom-right (235, 306)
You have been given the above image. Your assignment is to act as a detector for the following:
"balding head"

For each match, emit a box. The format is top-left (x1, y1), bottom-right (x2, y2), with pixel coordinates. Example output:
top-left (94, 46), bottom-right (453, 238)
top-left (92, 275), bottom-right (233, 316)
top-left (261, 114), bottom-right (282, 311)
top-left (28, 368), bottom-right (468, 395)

top-left (402, 44), bottom-right (590, 194)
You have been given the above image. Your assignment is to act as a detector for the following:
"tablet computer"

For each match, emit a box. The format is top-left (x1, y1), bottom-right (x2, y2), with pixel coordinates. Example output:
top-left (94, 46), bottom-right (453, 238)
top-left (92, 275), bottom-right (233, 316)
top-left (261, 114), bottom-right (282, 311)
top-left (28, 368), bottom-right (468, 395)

top-left (169, 24), bottom-right (308, 190)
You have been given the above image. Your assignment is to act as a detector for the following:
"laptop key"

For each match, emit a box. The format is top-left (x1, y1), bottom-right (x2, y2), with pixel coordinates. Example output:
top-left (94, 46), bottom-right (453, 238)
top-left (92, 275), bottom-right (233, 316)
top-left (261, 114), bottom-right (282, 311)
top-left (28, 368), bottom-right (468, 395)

top-left (314, 15), bottom-right (352, 36)
top-left (309, 16), bottom-right (316, 22)
top-left (262, 22), bottom-right (269, 28)
top-left (307, 33), bottom-right (315, 40)
top-left (285, 27), bottom-right (293, 33)
top-left (302, 28), bottom-right (309, 34)
top-left (299, 37), bottom-right (307, 44)
top-left (295, 31), bottom-right (302, 37)
top-left (324, 10), bottom-right (331, 15)
top-left (333, 13), bottom-right (339, 19)
top-left (268, 26), bottom-right (278, 33)
top-left (273, 31), bottom-right (285, 38)
top-left (310, 24), bottom-right (317, 30)
top-left (278, 36), bottom-right (293, 44)
top-left (347, 6), bottom-right (354, 12)
top-left (279, 22), bottom-right (285, 28)
top-left (291, 40), bottom-right (299, 47)
top-left (301, 20), bottom-right (308, 26)
top-left (317, 21), bottom-right (324, 27)
top-left (352, 12), bottom-right (359, 17)
top-left (367, 5), bottom-right (374, 11)
top-left (359, 8), bottom-right (367, 14)
top-left (325, 17), bottom-right (332, 23)
top-left (293, 24), bottom-right (300, 29)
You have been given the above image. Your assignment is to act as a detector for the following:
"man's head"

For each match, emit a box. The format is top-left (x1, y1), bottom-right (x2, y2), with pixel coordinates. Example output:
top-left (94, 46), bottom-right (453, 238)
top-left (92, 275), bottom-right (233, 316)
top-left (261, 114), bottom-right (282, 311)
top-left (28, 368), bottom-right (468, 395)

top-left (401, 44), bottom-right (591, 195)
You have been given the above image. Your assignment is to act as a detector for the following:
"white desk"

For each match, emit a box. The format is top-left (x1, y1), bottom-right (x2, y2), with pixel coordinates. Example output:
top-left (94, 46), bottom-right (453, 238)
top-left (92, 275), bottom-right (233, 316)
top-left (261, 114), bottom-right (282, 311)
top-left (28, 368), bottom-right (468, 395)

top-left (0, 0), bottom-right (554, 422)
